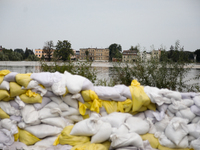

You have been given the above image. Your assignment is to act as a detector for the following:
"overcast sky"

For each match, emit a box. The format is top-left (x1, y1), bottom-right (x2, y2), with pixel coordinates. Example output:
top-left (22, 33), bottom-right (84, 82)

top-left (0, 0), bottom-right (199, 52)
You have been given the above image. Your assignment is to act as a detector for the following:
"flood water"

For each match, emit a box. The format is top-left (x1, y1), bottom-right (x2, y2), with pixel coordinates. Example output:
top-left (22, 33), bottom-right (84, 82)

top-left (0, 61), bottom-right (199, 86)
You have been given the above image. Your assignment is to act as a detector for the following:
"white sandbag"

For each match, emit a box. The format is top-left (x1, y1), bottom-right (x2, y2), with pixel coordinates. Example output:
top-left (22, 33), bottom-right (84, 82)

top-left (193, 95), bottom-right (200, 108)
top-left (82, 78), bottom-right (94, 91)
top-left (44, 91), bottom-right (56, 97)
top-left (188, 135), bottom-right (196, 142)
top-left (34, 136), bottom-right (57, 147)
top-left (71, 93), bottom-right (85, 103)
top-left (51, 74), bottom-right (66, 96)
top-left (65, 115), bottom-right (83, 122)
top-left (1, 119), bottom-right (17, 132)
top-left (191, 105), bottom-right (200, 116)
top-left (192, 116), bottom-right (200, 123)
top-left (41, 117), bottom-right (68, 129)
top-left (0, 129), bottom-right (14, 146)
top-left (165, 117), bottom-right (189, 146)
top-left (9, 100), bottom-right (20, 110)
top-left (94, 86), bottom-right (122, 101)
top-left (62, 107), bottom-right (80, 116)
top-left (112, 123), bottom-right (129, 135)
top-left (0, 81), bottom-right (9, 90)
top-left (44, 101), bottom-right (59, 109)
top-left (62, 94), bottom-right (78, 109)
top-left (187, 123), bottom-right (200, 138)
top-left (3, 72), bottom-right (17, 82)
top-left (50, 96), bottom-right (63, 105)
top-left (9, 115), bottom-right (22, 123)
top-left (110, 132), bottom-right (144, 149)
top-left (15, 96), bottom-right (25, 109)
top-left (168, 99), bottom-right (194, 113)
top-left (46, 145), bottom-right (72, 150)
top-left (181, 92), bottom-right (196, 99)
top-left (25, 124), bottom-right (62, 138)
top-left (157, 104), bottom-right (168, 113)
top-left (100, 106), bottom-right (108, 117)
top-left (30, 72), bottom-right (62, 87)
top-left (38, 107), bottom-right (60, 120)
top-left (70, 116), bottom-right (103, 136)
top-left (33, 97), bottom-right (51, 111)
top-left (31, 86), bottom-right (47, 97)
top-left (91, 122), bottom-right (112, 143)
top-left (158, 132), bottom-right (177, 148)
top-left (120, 86), bottom-right (132, 100)
top-left (21, 105), bottom-right (40, 125)
top-left (166, 109), bottom-right (175, 117)
top-left (64, 71), bottom-right (86, 94)
top-left (133, 112), bottom-right (145, 120)
top-left (18, 122), bottom-right (30, 129)
top-left (160, 89), bottom-right (182, 101)
top-left (25, 145), bottom-right (47, 150)
top-left (126, 116), bottom-right (150, 135)
top-left (190, 137), bottom-right (200, 150)
top-left (101, 112), bottom-right (131, 128)
top-left (24, 80), bottom-right (39, 89)
top-left (154, 115), bottom-right (170, 133)
top-left (0, 101), bottom-right (20, 116)
top-left (146, 118), bottom-right (157, 134)
top-left (58, 102), bottom-right (69, 111)
top-left (5, 141), bottom-right (27, 150)
top-left (176, 108), bottom-right (196, 122)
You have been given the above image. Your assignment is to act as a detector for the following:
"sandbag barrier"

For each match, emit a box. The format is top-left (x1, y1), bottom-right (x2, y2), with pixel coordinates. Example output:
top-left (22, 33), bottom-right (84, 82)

top-left (0, 69), bottom-right (199, 150)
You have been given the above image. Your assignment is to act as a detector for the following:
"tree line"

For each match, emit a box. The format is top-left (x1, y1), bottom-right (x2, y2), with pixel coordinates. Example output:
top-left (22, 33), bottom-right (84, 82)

top-left (1, 40), bottom-right (200, 62)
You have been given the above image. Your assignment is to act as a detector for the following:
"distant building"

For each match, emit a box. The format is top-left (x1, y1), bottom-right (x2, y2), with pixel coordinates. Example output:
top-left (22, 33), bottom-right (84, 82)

top-left (151, 50), bottom-right (161, 60)
top-left (75, 50), bottom-right (80, 60)
top-left (79, 48), bottom-right (109, 61)
top-left (141, 51), bottom-right (151, 62)
top-left (122, 50), bottom-right (138, 62)
top-left (35, 49), bottom-right (43, 58)
top-left (0, 45), bottom-right (3, 52)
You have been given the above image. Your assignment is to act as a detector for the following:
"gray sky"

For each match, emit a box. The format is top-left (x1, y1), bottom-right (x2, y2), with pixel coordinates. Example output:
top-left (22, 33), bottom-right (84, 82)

top-left (0, 0), bottom-right (200, 52)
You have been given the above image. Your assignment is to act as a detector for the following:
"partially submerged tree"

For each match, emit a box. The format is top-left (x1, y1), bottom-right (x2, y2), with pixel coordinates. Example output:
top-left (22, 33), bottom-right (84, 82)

top-left (108, 43), bottom-right (122, 61)
top-left (43, 41), bottom-right (54, 61)
top-left (54, 40), bottom-right (74, 61)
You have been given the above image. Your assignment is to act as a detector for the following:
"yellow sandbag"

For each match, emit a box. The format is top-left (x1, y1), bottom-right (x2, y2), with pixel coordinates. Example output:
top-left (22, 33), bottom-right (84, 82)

top-left (102, 100), bottom-right (118, 114)
top-left (19, 128), bottom-right (40, 146)
top-left (129, 80), bottom-right (151, 112)
top-left (90, 99), bottom-right (102, 113)
top-left (10, 82), bottom-right (27, 97)
top-left (14, 127), bottom-right (20, 141)
top-left (0, 76), bottom-right (4, 84)
top-left (0, 90), bottom-right (10, 100)
top-left (147, 102), bottom-right (156, 111)
top-left (15, 73), bottom-right (32, 88)
top-left (2, 97), bottom-right (14, 102)
top-left (81, 90), bottom-right (98, 102)
top-left (158, 145), bottom-right (192, 150)
top-left (71, 142), bottom-right (109, 150)
top-left (117, 99), bottom-right (132, 113)
top-left (79, 102), bottom-right (88, 115)
top-left (0, 108), bottom-right (10, 119)
top-left (63, 87), bottom-right (69, 97)
top-left (53, 125), bottom-right (90, 146)
top-left (0, 70), bottom-right (10, 76)
top-left (140, 133), bottom-right (159, 149)
top-left (20, 91), bottom-right (42, 104)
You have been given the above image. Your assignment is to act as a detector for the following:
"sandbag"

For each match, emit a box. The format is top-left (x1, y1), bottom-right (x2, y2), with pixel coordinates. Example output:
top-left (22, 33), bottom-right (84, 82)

top-left (53, 125), bottom-right (90, 146)
top-left (176, 108), bottom-right (196, 122)
top-left (49, 96), bottom-right (63, 105)
top-left (0, 101), bottom-right (20, 116)
top-left (140, 133), bottom-right (159, 149)
top-left (19, 90), bottom-right (42, 104)
top-left (0, 90), bottom-right (10, 100)
top-left (33, 97), bottom-right (51, 111)
top-left (31, 72), bottom-right (62, 87)
top-left (70, 116), bottom-right (103, 136)
top-left (193, 95), bottom-right (200, 108)
top-left (110, 132), bottom-right (144, 149)
top-left (101, 112), bottom-right (131, 128)
top-left (15, 73), bottom-right (32, 88)
top-left (51, 74), bottom-right (66, 96)
top-left (62, 107), bottom-right (80, 116)
top-left (126, 116), bottom-right (150, 135)
top-left (0, 129), bottom-right (14, 146)
top-left (34, 136), bottom-right (57, 147)
top-left (0, 108), bottom-right (10, 119)
top-left (25, 124), bottom-right (62, 139)
top-left (38, 107), bottom-right (60, 120)
top-left (71, 141), bottom-right (109, 150)
top-left (91, 122), bottom-right (112, 143)
top-left (65, 115), bottom-right (83, 122)
top-left (3, 72), bottom-right (17, 82)
top-left (9, 82), bottom-right (27, 97)
top-left (111, 123), bottom-right (129, 135)
top-left (191, 105), bottom-right (200, 116)
top-left (62, 94), bottom-right (78, 109)
top-left (181, 92), bottom-right (196, 99)
top-left (82, 78), bottom-right (94, 91)
top-left (0, 81), bottom-right (9, 91)
top-left (41, 117), bottom-right (68, 129)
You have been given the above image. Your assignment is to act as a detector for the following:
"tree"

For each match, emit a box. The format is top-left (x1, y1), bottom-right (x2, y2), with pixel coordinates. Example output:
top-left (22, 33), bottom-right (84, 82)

top-left (194, 49), bottom-right (200, 62)
top-left (54, 40), bottom-right (74, 61)
top-left (85, 50), bottom-right (89, 60)
top-left (14, 49), bottom-right (25, 59)
top-left (24, 48), bottom-right (34, 59)
top-left (108, 43), bottom-right (122, 61)
top-left (43, 41), bottom-right (54, 61)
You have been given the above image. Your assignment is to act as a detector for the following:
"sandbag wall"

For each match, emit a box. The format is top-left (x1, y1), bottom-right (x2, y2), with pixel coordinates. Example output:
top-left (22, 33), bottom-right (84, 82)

top-left (0, 69), bottom-right (200, 150)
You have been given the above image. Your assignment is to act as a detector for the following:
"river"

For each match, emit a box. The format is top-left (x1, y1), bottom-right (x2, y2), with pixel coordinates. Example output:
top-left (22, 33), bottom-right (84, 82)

top-left (0, 61), bottom-right (199, 87)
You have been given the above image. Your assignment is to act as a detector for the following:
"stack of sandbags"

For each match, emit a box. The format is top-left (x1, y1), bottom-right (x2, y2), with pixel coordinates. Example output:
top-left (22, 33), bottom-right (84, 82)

top-left (0, 69), bottom-right (199, 150)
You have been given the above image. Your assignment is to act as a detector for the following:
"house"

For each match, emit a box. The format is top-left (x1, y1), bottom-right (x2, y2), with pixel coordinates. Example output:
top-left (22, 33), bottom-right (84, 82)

top-left (122, 49), bottom-right (138, 62)
top-left (151, 49), bottom-right (161, 60)
top-left (79, 48), bottom-right (109, 61)
top-left (141, 51), bottom-right (151, 62)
